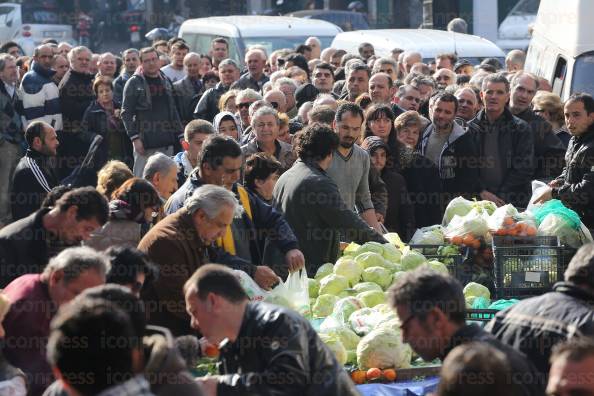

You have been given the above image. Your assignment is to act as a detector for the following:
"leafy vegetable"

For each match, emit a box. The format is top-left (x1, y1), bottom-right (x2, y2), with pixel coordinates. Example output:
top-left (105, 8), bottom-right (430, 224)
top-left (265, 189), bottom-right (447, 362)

top-left (332, 296), bottom-right (365, 323)
top-left (319, 333), bottom-right (347, 365)
top-left (355, 252), bottom-right (387, 270)
top-left (357, 327), bottom-right (411, 370)
top-left (308, 278), bottom-right (320, 298)
top-left (426, 260), bottom-right (449, 274)
top-left (353, 282), bottom-right (383, 294)
top-left (315, 263), bottom-right (334, 280)
top-left (319, 274), bottom-right (349, 295)
top-left (362, 267), bottom-right (393, 290)
top-left (463, 282), bottom-right (491, 301)
top-left (313, 294), bottom-right (339, 318)
top-left (443, 196), bottom-right (474, 226)
top-left (334, 257), bottom-right (363, 286)
top-left (401, 250), bottom-right (427, 271)
top-left (357, 290), bottom-right (386, 308)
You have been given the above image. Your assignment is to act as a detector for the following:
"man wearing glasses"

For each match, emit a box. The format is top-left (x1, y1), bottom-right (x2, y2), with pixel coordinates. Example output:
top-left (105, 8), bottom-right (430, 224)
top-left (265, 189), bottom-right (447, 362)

top-left (389, 268), bottom-right (544, 396)
top-left (235, 88), bottom-right (262, 131)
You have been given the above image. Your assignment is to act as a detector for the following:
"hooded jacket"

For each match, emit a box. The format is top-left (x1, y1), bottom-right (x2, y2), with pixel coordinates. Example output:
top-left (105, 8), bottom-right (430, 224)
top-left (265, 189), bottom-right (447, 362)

top-left (20, 61), bottom-right (62, 130)
top-left (121, 68), bottom-right (183, 149)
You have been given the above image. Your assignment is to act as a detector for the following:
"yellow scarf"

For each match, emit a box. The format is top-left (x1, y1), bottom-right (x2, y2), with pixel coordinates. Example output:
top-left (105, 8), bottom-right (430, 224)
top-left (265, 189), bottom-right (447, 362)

top-left (215, 186), bottom-right (253, 255)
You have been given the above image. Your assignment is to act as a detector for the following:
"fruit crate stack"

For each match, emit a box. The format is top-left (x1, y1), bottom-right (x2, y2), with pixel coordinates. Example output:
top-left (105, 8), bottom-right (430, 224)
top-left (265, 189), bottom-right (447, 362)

top-left (492, 235), bottom-right (565, 299)
top-left (409, 244), bottom-right (469, 282)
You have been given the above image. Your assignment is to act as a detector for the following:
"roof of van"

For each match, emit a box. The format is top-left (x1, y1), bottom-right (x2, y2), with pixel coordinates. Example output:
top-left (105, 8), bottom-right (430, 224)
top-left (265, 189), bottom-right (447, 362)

top-left (331, 29), bottom-right (505, 59)
top-left (533, 0), bottom-right (594, 57)
top-left (179, 15), bottom-right (342, 37)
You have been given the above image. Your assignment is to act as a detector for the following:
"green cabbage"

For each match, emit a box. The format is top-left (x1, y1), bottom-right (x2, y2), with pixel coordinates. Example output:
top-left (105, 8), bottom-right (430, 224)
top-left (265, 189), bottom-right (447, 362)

top-left (355, 252), bottom-right (386, 269)
top-left (349, 307), bottom-right (384, 335)
top-left (463, 282), bottom-right (491, 301)
top-left (346, 349), bottom-right (357, 365)
top-left (353, 282), bottom-right (383, 294)
top-left (382, 243), bottom-right (402, 263)
top-left (323, 326), bottom-right (361, 350)
top-left (313, 294), bottom-right (339, 318)
top-left (308, 278), bottom-right (320, 298)
top-left (332, 296), bottom-right (365, 323)
top-left (410, 225), bottom-right (445, 247)
top-left (263, 293), bottom-right (292, 309)
top-left (357, 290), bottom-right (386, 308)
top-left (383, 232), bottom-right (406, 250)
top-left (357, 327), bottom-right (411, 369)
top-left (362, 266), bottom-right (393, 290)
top-left (443, 196), bottom-right (474, 226)
top-left (315, 263), bottom-right (334, 280)
top-left (319, 333), bottom-right (347, 365)
top-left (319, 274), bottom-right (349, 295)
top-left (343, 242), bottom-right (361, 256)
top-left (401, 250), bottom-right (427, 271)
top-left (355, 241), bottom-right (385, 256)
top-left (334, 257), bottom-right (363, 286)
top-left (426, 260), bottom-right (449, 274)
top-left (391, 271), bottom-right (407, 286)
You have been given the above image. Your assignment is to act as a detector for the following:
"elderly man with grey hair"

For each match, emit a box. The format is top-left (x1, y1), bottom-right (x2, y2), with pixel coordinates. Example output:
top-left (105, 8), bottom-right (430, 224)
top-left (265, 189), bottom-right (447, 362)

top-left (273, 77), bottom-right (298, 118)
top-left (506, 49), bottom-right (526, 72)
top-left (143, 152), bottom-right (179, 201)
top-left (139, 184), bottom-right (279, 335)
top-left (235, 88), bottom-right (263, 130)
top-left (372, 57), bottom-right (398, 82)
top-left (241, 107), bottom-right (295, 171)
top-left (305, 36), bottom-right (322, 59)
top-left (174, 52), bottom-right (205, 126)
top-left (2, 246), bottom-right (108, 395)
top-left (96, 52), bottom-right (117, 78)
top-left (194, 58), bottom-right (241, 121)
top-left (234, 48), bottom-right (269, 92)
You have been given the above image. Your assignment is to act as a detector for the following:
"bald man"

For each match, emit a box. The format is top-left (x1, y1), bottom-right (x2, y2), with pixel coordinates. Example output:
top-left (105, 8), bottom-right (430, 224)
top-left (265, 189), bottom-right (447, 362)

top-left (305, 37), bottom-right (322, 60)
top-left (264, 90), bottom-right (287, 113)
top-left (97, 52), bottom-right (117, 78)
top-left (234, 49), bottom-right (269, 92)
top-left (402, 51), bottom-right (422, 75)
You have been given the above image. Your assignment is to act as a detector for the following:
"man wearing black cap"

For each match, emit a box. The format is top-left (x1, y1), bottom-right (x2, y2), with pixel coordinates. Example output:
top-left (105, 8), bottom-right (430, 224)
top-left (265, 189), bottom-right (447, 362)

top-left (454, 59), bottom-right (474, 76)
top-left (486, 243), bottom-right (594, 378)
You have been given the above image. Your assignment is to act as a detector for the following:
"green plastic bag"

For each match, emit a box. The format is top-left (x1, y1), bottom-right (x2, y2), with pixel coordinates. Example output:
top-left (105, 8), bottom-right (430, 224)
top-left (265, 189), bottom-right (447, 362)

top-left (488, 299), bottom-right (520, 311)
top-left (532, 200), bottom-right (581, 229)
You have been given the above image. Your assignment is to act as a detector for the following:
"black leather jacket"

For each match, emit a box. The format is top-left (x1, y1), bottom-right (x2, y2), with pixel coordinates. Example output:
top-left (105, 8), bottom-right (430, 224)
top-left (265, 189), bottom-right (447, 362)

top-left (217, 302), bottom-right (361, 396)
top-left (485, 282), bottom-right (594, 377)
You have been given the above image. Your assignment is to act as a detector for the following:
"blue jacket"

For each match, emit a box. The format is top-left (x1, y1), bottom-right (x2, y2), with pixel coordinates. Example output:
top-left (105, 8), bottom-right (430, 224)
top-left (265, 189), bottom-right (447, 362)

top-left (20, 61), bottom-right (62, 130)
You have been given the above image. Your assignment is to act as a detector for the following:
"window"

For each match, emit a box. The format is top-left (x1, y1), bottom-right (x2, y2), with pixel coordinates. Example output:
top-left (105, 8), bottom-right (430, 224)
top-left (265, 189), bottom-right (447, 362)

top-left (510, 0), bottom-right (540, 16)
top-left (552, 56), bottom-right (567, 96)
top-left (571, 52), bottom-right (594, 97)
top-left (0, 6), bottom-right (15, 25)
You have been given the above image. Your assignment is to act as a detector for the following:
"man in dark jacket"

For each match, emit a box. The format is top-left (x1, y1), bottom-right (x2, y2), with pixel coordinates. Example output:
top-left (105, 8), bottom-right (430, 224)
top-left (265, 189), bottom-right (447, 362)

top-left (11, 121), bottom-right (59, 220)
top-left (469, 72), bottom-right (535, 208)
top-left (173, 52), bottom-right (204, 127)
top-left (0, 53), bottom-right (24, 226)
top-left (122, 47), bottom-right (183, 177)
top-left (113, 48), bottom-right (140, 104)
top-left (185, 264), bottom-right (361, 396)
top-left (273, 123), bottom-right (387, 273)
top-left (233, 49), bottom-right (269, 92)
top-left (58, 46), bottom-right (94, 178)
top-left (533, 93), bottom-right (594, 228)
top-left (420, 91), bottom-right (481, 205)
top-left (166, 135), bottom-right (304, 278)
top-left (391, 268), bottom-right (545, 396)
top-left (193, 59), bottom-right (240, 122)
top-left (485, 243), bottom-right (594, 378)
top-left (509, 72), bottom-right (566, 180)
top-left (139, 185), bottom-right (277, 336)
top-left (0, 187), bottom-right (108, 287)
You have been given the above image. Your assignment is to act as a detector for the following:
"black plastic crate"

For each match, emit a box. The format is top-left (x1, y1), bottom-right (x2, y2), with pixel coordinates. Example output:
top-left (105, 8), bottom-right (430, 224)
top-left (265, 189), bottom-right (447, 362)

top-left (409, 244), bottom-right (468, 279)
top-left (466, 309), bottom-right (497, 323)
top-left (493, 236), bottom-right (563, 299)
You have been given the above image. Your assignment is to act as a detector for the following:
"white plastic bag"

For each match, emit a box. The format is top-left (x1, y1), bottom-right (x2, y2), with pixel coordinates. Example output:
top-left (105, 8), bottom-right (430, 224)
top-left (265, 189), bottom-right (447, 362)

top-left (527, 180), bottom-right (548, 212)
top-left (286, 268), bottom-right (311, 318)
top-left (444, 208), bottom-right (490, 239)
top-left (234, 270), bottom-right (269, 301)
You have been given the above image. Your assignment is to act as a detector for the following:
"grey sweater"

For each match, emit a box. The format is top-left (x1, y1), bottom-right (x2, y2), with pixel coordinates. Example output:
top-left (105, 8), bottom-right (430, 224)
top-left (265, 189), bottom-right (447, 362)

top-left (326, 144), bottom-right (374, 212)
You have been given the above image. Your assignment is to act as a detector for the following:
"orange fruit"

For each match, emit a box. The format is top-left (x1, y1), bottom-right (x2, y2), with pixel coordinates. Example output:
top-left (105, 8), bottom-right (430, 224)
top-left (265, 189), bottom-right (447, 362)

top-left (471, 240), bottom-right (481, 250)
top-left (383, 368), bottom-right (397, 381)
top-left (504, 216), bottom-right (514, 226)
top-left (204, 344), bottom-right (219, 358)
top-left (452, 236), bottom-right (463, 245)
top-left (351, 370), bottom-right (367, 384)
top-left (462, 234), bottom-right (475, 246)
top-left (366, 368), bottom-right (382, 381)
top-left (526, 226), bottom-right (537, 236)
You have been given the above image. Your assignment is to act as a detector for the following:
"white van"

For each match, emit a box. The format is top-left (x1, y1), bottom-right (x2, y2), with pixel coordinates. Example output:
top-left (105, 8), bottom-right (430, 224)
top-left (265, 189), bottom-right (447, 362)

top-left (525, 0), bottom-right (594, 100)
top-left (331, 29), bottom-right (505, 66)
top-left (178, 16), bottom-right (342, 66)
top-left (497, 0), bottom-right (540, 52)
top-left (0, 2), bottom-right (75, 56)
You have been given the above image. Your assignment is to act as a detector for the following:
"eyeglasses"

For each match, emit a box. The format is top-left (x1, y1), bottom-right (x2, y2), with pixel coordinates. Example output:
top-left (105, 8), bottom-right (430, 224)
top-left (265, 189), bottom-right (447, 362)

top-left (238, 102), bottom-right (251, 109)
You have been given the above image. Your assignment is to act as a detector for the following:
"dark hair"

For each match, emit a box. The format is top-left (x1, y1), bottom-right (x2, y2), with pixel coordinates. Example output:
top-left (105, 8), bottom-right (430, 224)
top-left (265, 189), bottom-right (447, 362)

top-left (152, 40), bottom-right (168, 49)
top-left (285, 53), bottom-right (310, 78)
top-left (335, 102), bottom-right (364, 123)
top-left (56, 187), bottom-right (109, 225)
top-left (75, 284), bottom-right (146, 340)
top-left (105, 247), bottom-right (158, 296)
top-left (25, 120), bottom-right (49, 147)
top-left (41, 185), bottom-right (74, 208)
top-left (437, 342), bottom-right (512, 396)
top-left (355, 93), bottom-right (373, 111)
top-left (551, 337), bottom-right (594, 364)
top-left (170, 41), bottom-right (189, 53)
top-left (436, 52), bottom-right (458, 66)
top-left (314, 62), bottom-right (334, 74)
top-left (167, 37), bottom-right (186, 50)
top-left (200, 134), bottom-right (242, 170)
top-left (244, 153), bottom-right (282, 193)
top-left (347, 63), bottom-right (371, 78)
top-left (388, 267), bottom-right (466, 324)
top-left (202, 70), bottom-right (219, 84)
top-left (41, 38), bottom-right (58, 45)
top-left (297, 122), bottom-right (339, 161)
top-left (295, 44), bottom-right (311, 55)
top-left (481, 72), bottom-right (510, 93)
top-left (430, 91), bottom-right (459, 113)
top-left (358, 42), bottom-right (374, 53)
top-left (0, 41), bottom-right (20, 53)
top-left (476, 63), bottom-right (496, 74)
top-left (481, 57), bottom-right (503, 70)
top-left (139, 46), bottom-right (158, 61)
top-left (363, 103), bottom-right (397, 145)
top-left (111, 178), bottom-right (161, 222)
top-left (184, 264), bottom-right (248, 303)
top-left (47, 299), bottom-right (136, 395)
top-left (566, 93), bottom-right (594, 115)
top-left (456, 74), bottom-right (470, 85)
top-left (211, 37), bottom-right (229, 50)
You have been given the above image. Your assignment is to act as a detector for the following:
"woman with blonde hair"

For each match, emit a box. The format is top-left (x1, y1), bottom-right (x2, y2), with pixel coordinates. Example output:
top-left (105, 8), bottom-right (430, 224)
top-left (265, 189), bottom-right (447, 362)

top-left (218, 89), bottom-right (239, 114)
top-left (96, 160), bottom-right (134, 199)
top-left (0, 294), bottom-right (27, 395)
top-left (532, 91), bottom-right (571, 147)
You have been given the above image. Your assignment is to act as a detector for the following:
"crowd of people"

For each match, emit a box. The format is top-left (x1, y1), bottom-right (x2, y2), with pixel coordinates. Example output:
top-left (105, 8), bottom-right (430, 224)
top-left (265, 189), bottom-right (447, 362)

top-left (0, 32), bottom-right (593, 395)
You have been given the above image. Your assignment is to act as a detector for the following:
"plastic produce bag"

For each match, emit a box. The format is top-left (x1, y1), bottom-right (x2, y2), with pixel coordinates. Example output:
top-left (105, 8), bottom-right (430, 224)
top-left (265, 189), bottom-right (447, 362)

top-left (532, 200), bottom-right (582, 229)
top-left (527, 180), bottom-right (549, 213)
top-left (286, 269), bottom-right (311, 318)
top-left (538, 214), bottom-right (593, 248)
top-left (445, 208), bottom-right (490, 239)
top-left (442, 196), bottom-right (474, 226)
top-left (234, 270), bottom-right (269, 301)
top-left (410, 225), bottom-right (445, 249)
top-left (488, 299), bottom-right (519, 311)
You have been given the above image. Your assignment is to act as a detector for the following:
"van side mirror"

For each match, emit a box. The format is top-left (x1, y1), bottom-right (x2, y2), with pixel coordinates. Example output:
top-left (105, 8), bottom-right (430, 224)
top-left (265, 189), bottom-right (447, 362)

top-left (6, 18), bottom-right (12, 27)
